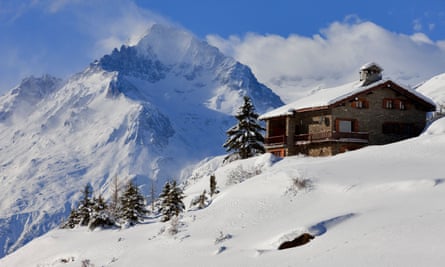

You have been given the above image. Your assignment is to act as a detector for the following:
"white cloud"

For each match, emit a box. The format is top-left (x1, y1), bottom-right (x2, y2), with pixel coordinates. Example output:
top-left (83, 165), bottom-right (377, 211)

top-left (0, 0), bottom-right (172, 93)
top-left (48, 0), bottom-right (172, 57)
top-left (207, 20), bottom-right (445, 103)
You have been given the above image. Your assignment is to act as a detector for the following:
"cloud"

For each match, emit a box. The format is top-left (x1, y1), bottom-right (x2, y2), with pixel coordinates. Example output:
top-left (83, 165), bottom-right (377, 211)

top-left (37, 0), bottom-right (172, 56)
top-left (207, 20), bottom-right (445, 103)
top-left (0, 0), bottom-right (171, 93)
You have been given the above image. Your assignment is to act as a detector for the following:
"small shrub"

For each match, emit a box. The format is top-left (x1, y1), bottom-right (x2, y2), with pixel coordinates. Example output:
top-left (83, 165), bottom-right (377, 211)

top-left (81, 259), bottom-right (95, 267)
top-left (293, 178), bottom-right (312, 190)
top-left (214, 231), bottom-right (232, 245)
top-left (167, 216), bottom-right (180, 235)
top-left (189, 190), bottom-right (209, 209)
top-left (286, 177), bottom-right (313, 195)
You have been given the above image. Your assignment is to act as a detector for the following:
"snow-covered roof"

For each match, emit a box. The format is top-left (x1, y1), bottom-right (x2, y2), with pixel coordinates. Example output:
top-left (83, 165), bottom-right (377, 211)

top-left (360, 62), bottom-right (383, 71)
top-left (259, 78), bottom-right (436, 120)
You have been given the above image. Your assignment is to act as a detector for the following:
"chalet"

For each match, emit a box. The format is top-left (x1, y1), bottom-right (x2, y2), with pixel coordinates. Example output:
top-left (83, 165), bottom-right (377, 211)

top-left (259, 63), bottom-right (436, 157)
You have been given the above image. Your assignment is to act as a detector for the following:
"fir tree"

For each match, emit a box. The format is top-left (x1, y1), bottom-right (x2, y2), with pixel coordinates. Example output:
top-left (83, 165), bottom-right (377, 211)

top-left (159, 182), bottom-right (173, 222)
top-left (170, 181), bottom-right (185, 217)
top-left (77, 184), bottom-right (94, 226)
top-left (159, 181), bottom-right (185, 222)
top-left (223, 96), bottom-right (265, 161)
top-left (61, 209), bottom-right (81, 229)
top-left (89, 194), bottom-right (115, 230)
top-left (61, 184), bottom-right (94, 229)
top-left (119, 180), bottom-right (147, 225)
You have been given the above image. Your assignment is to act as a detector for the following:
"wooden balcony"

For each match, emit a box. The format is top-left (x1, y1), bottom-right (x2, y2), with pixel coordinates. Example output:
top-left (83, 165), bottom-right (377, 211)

top-left (265, 131), bottom-right (368, 146)
top-left (264, 135), bottom-right (286, 145)
top-left (295, 131), bottom-right (369, 143)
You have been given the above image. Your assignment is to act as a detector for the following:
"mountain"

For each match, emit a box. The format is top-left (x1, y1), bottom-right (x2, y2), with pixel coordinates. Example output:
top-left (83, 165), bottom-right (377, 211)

top-left (0, 24), bottom-right (283, 258)
top-left (1, 115), bottom-right (445, 267)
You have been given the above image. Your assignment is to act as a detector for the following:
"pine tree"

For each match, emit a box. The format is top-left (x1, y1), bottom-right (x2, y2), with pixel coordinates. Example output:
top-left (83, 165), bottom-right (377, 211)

top-left (61, 209), bottom-right (81, 229)
top-left (170, 181), bottom-right (185, 217)
top-left (223, 96), bottom-right (265, 161)
top-left (159, 181), bottom-right (185, 222)
top-left (159, 182), bottom-right (173, 222)
top-left (61, 183), bottom-right (94, 229)
top-left (119, 180), bottom-right (147, 225)
top-left (77, 184), bottom-right (94, 226)
top-left (89, 194), bottom-right (115, 230)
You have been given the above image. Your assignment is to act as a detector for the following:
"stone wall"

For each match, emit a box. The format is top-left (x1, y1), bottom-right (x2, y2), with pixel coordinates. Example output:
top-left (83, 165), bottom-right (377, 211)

top-left (332, 85), bottom-right (427, 145)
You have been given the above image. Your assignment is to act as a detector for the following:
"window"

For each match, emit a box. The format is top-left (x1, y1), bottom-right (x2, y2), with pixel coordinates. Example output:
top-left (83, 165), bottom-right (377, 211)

top-left (383, 99), bottom-right (393, 109)
top-left (336, 119), bottom-right (357, 133)
top-left (396, 100), bottom-right (406, 110)
top-left (383, 99), bottom-right (408, 110)
top-left (352, 99), bottom-right (369, 109)
top-left (339, 120), bottom-right (352, 132)
top-left (269, 118), bottom-right (286, 137)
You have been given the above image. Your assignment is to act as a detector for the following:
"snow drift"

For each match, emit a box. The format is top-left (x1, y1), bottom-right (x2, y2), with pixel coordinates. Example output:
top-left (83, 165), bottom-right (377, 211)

top-left (2, 117), bottom-right (445, 267)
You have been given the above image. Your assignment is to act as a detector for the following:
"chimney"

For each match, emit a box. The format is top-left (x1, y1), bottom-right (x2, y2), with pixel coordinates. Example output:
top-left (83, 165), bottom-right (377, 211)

top-left (359, 62), bottom-right (383, 86)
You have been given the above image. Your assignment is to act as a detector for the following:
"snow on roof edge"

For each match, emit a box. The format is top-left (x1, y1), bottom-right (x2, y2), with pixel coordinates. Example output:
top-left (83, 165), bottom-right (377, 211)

top-left (259, 78), bottom-right (436, 120)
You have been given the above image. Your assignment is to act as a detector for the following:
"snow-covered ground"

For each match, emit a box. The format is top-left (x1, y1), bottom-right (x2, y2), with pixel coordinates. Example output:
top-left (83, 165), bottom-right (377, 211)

top-left (2, 116), bottom-right (445, 267)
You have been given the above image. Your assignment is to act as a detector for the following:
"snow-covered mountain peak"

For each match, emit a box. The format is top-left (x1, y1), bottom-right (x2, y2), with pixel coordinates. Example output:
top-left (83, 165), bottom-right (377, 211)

top-left (0, 74), bottom-right (62, 121)
top-left (136, 24), bottom-right (224, 68)
top-left (97, 24), bottom-right (282, 115)
top-left (0, 24), bottom-right (283, 258)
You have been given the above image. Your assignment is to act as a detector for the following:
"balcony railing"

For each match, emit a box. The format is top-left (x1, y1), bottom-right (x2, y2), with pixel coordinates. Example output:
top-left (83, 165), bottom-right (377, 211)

top-left (295, 131), bottom-right (368, 143)
top-left (265, 131), bottom-right (368, 145)
top-left (264, 135), bottom-right (286, 145)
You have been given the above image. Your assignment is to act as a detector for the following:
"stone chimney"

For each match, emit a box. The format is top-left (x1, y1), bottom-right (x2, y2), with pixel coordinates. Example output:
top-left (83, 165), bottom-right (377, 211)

top-left (359, 62), bottom-right (383, 86)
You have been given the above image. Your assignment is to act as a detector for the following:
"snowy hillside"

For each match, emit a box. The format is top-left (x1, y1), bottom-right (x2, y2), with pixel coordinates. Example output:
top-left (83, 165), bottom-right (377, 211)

top-left (417, 72), bottom-right (445, 109)
top-left (2, 116), bottom-right (445, 267)
top-left (0, 24), bottom-right (283, 258)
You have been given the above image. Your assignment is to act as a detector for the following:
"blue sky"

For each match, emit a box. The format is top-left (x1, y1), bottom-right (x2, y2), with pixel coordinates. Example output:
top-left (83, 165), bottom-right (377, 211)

top-left (139, 0), bottom-right (445, 40)
top-left (1, 0), bottom-right (445, 96)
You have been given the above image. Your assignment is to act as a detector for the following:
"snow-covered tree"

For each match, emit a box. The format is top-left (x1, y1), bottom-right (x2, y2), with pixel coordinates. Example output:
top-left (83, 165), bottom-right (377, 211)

top-left (61, 209), bottom-right (81, 229)
top-left (61, 184), bottom-right (94, 229)
top-left (119, 180), bottom-right (147, 225)
top-left (170, 181), bottom-right (185, 216)
top-left (159, 181), bottom-right (185, 222)
top-left (89, 194), bottom-right (115, 230)
top-left (223, 96), bottom-right (265, 161)
top-left (159, 182), bottom-right (173, 222)
top-left (77, 184), bottom-right (95, 226)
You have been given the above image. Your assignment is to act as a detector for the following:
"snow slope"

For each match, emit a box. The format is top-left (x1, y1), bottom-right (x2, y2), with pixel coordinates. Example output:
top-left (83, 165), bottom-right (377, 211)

top-left (2, 116), bottom-right (445, 267)
top-left (417, 72), bottom-right (445, 108)
top-left (0, 24), bottom-right (283, 258)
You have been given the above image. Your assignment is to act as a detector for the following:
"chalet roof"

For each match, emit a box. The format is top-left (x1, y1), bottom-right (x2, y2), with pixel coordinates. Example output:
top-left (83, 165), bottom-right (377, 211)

top-left (259, 78), bottom-right (436, 120)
